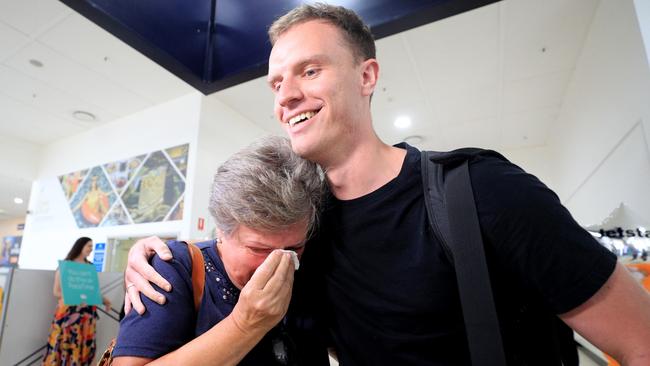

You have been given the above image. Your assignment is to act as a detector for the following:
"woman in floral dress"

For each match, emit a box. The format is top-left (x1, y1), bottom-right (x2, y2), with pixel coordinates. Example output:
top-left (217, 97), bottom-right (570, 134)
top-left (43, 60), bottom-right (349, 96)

top-left (42, 237), bottom-right (111, 366)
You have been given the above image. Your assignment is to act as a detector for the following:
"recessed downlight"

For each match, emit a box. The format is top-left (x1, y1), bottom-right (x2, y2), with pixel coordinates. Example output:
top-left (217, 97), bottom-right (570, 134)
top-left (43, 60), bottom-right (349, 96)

top-left (29, 59), bottom-right (44, 67)
top-left (72, 110), bottom-right (97, 122)
top-left (394, 116), bottom-right (412, 129)
top-left (14, 197), bottom-right (23, 204)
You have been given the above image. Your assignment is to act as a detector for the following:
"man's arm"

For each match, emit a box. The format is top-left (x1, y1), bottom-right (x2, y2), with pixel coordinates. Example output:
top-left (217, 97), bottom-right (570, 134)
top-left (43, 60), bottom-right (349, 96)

top-left (560, 262), bottom-right (650, 365)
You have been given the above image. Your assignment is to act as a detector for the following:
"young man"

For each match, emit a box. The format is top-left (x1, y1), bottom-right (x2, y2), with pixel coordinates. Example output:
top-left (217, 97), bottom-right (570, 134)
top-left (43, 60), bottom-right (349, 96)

top-left (125, 4), bottom-right (650, 365)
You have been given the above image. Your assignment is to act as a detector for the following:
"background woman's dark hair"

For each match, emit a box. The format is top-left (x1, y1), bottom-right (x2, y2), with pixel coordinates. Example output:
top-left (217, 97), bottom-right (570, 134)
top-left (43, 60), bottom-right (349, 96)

top-left (65, 237), bottom-right (92, 262)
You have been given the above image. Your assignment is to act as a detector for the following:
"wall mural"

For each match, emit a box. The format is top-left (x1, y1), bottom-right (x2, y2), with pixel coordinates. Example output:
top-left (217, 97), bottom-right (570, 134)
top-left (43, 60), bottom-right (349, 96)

top-left (58, 144), bottom-right (189, 228)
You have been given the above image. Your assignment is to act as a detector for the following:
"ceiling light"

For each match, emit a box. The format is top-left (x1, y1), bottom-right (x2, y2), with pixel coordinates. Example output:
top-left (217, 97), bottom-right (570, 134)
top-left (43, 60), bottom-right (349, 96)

top-left (72, 110), bottom-right (97, 122)
top-left (29, 59), bottom-right (44, 67)
top-left (14, 197), bottom-right (23, 204)
top-left (394, 116), bottom-right (412, 129)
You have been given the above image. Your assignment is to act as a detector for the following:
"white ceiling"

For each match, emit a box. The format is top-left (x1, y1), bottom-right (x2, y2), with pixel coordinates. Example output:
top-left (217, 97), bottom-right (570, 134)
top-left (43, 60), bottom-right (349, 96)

top-left (0, 0), bottom-right (193, 145)
top-left (216, 0), bottom-right (599, 151)
top-left (0, 0), bottom-right (600, 220)
top-left (0, 0), bottom-right (193, 220)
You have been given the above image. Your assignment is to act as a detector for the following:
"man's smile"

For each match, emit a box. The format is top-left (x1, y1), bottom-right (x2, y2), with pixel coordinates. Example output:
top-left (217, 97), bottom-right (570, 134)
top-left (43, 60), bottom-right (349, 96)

top-left (286, 108), bottom-right (321, 127)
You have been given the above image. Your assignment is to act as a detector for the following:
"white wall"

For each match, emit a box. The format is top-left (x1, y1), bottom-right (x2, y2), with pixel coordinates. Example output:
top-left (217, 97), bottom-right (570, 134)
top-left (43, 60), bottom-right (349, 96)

top-left (20, 93), bottom-right (202, 270)
top-left (501, 145), bottom-right (556, 190)
top-left (0, 135), bottom-right (40, 181)
top-left (545, 0), bottom-right (650, 226)
top-left (0, 217), bottom-right (24, 237)
top-left (19, 91), bottom-right (270, 270)
top-left (186, 96), bottom-right (267, 240)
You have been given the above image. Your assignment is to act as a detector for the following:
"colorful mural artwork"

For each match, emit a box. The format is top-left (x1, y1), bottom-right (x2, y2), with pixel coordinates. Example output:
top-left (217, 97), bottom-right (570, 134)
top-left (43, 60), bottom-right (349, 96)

top-left (122, 151), bottom-right (185, 224)
top-left (58, 144), bottom-right (188, 228)
top-left (69, 167), bottom-right (116, 228)
top-left (59, 169), bottom-right (88, 201)
top-left (103, 154), bottom-right (146, 193)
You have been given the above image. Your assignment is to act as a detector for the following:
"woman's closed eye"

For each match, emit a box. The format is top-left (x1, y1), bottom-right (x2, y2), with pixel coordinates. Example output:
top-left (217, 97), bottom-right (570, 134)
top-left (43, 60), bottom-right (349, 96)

top-left (248, 247), bottom-right (274, 256)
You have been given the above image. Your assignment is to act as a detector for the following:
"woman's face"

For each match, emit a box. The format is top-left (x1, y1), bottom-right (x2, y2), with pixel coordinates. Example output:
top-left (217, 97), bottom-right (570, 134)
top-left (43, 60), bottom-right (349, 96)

top-left (217, 221), bottom-right (308, 289)
top-left (81, 241), bottom-right (93, 259)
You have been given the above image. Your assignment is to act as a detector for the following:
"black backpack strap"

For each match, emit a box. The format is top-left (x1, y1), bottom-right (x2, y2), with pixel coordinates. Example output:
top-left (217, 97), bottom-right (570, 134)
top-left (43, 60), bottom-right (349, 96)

top-left (422, 150), bottom-right (507, 366)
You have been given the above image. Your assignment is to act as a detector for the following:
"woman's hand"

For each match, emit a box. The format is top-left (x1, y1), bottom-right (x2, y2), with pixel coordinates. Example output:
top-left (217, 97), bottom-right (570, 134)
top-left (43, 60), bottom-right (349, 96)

top-left (103, 297), bottom-right (112, 312)
top-left (124, 236), bottom-right (174, 315)
top-left (230, 250), bottom-right (295, 334)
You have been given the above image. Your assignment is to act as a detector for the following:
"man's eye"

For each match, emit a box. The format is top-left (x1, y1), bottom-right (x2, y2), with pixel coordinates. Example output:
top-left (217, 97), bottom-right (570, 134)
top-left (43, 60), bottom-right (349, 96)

top-left (304, 69), bottom-right (318, 77)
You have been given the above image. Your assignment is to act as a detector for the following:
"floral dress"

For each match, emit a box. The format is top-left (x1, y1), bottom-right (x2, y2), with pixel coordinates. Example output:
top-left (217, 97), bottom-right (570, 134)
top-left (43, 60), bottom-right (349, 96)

top-left (42, 301), bottom-right (98, 366)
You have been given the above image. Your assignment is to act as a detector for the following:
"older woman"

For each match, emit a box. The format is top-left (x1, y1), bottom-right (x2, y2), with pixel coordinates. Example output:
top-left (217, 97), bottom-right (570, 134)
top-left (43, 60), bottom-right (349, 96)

top-left (112, 136), bottom-right (327, 365)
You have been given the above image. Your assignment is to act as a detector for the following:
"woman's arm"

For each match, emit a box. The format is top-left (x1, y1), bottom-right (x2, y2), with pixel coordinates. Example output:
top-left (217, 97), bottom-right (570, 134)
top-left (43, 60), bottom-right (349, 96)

top-left (53, 269), bottom-right (62, 299)
top-left (112, 314), bottom-right (267, 366)
top-left (151, 251), bottom-right (294, 365)
top-left (115, 249), bottom-right (294, 366)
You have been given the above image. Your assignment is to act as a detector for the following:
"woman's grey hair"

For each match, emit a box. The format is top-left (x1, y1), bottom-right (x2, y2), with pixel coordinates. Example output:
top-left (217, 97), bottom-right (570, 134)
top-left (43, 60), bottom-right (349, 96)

top-left (268, 3), bottom-right (376, 63)
top-left (209, 136), bottom-right (324, 237)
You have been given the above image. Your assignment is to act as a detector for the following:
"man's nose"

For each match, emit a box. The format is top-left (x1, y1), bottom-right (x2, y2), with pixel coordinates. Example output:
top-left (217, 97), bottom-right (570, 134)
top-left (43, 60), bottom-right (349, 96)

top-left (277, 78), bottom-right (303, 108)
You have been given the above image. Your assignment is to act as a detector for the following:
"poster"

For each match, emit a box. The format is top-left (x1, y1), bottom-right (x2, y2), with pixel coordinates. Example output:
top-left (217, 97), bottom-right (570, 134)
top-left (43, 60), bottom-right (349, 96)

top-left (103, 154), bottom-right (146, 193)
top-left (58, 144), bottom-right (189, 228)
top-left (0, 236), bottom-right (21, 267)
top-left (59, 260), bottom-right (102, 306)
top-left (121, 151), bottom-right (185, 224)
top-left (58, 169), bottom-right (88, 201)
top-left (165, 144), bottom-right (189, 177)
top-left (69, 166), bottom-right (117, 228)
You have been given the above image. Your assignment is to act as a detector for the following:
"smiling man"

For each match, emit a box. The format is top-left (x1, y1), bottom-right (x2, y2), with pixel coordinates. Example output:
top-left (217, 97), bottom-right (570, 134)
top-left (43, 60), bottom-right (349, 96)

top-left (125, 4), bottom-right (650, 365)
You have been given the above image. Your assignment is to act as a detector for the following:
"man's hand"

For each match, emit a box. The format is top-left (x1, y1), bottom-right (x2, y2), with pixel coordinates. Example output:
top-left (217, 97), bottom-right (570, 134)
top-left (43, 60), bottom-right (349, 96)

top-left (230, 250), bottom-right (295, 334)
top-left (124, 236), bottom-right (174, 315)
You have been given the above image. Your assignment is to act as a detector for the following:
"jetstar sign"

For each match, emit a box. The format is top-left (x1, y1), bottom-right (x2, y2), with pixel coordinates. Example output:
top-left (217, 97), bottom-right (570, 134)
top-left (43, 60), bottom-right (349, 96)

top-left (599, 227), bottom-right (650, 239)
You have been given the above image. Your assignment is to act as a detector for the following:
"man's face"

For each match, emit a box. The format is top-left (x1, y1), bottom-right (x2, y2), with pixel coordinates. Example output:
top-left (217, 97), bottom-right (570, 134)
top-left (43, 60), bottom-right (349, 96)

top-left (217, 221), bottom-right (308, 289)
top-left (268, 20), bottom-right (369, 162)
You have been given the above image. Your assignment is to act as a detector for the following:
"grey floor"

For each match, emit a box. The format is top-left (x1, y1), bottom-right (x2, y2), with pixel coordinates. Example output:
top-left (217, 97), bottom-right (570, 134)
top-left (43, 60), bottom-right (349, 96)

top-left (328, 349), bottom-right (604, 365)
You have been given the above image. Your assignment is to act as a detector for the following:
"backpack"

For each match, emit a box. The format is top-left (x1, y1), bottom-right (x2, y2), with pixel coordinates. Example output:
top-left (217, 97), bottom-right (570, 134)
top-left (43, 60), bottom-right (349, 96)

top-left (421, 148), bottom-right (577, 366)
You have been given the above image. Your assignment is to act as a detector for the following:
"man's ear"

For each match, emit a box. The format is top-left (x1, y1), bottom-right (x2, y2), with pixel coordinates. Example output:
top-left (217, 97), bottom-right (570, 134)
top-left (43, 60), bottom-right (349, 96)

top-left (360, 58), bottom-right (379, 97)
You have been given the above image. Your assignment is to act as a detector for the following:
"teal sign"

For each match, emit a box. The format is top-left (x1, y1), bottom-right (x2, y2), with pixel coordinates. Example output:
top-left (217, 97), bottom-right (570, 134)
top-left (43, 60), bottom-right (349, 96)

top-left (59, 260), bottom-right (102, 306)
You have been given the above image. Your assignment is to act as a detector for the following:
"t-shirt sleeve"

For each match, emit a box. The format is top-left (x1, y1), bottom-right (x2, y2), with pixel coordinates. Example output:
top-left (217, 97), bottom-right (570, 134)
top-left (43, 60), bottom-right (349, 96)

top-left (469, 155), bottom-right (617, 314)
top-left (113, 242), bottom-right (196, 358)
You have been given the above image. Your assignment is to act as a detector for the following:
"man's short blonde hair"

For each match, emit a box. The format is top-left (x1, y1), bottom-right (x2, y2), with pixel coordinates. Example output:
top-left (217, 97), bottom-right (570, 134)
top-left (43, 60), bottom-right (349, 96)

top-left (268, 3), bottom-right (376, 63)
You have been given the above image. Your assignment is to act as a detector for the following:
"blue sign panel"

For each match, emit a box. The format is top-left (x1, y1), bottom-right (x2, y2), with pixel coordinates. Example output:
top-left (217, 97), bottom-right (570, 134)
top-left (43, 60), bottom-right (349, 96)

top-left (93, 242), bottom-right (106, 272)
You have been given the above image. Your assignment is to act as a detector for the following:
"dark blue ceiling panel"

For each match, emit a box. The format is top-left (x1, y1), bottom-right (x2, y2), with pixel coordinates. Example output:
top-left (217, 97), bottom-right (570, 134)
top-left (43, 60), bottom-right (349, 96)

top-left (60, 0), bottom-right (499, 95)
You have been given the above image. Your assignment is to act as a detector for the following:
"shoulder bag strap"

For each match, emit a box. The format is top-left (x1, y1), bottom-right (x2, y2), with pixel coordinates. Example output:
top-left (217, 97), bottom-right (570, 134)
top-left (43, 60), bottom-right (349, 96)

top-left (186, 242), bottom-right (205, 312)
top-left (423, 152), bottom-right (507, 365)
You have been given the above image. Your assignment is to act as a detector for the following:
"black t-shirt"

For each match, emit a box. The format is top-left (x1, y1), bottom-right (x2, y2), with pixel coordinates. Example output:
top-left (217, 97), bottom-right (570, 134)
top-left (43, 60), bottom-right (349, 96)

top-left (301, 143), bottom-right (616, 365)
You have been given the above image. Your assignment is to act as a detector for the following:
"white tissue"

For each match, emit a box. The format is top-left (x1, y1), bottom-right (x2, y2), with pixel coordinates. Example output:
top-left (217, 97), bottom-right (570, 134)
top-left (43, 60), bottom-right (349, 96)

top-left (279, 250), bottom-right (299, 270)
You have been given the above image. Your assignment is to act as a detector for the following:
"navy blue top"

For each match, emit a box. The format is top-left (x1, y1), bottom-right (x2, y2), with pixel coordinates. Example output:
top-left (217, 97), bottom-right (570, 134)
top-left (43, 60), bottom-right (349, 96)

top-left (114, 240), bottom-right (328, 365)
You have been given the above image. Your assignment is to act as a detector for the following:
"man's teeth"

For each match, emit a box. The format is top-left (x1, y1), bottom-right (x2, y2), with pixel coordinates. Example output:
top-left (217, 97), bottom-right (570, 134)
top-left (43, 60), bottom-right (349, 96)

top-left (288, 111), bottom-right (316, 126)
